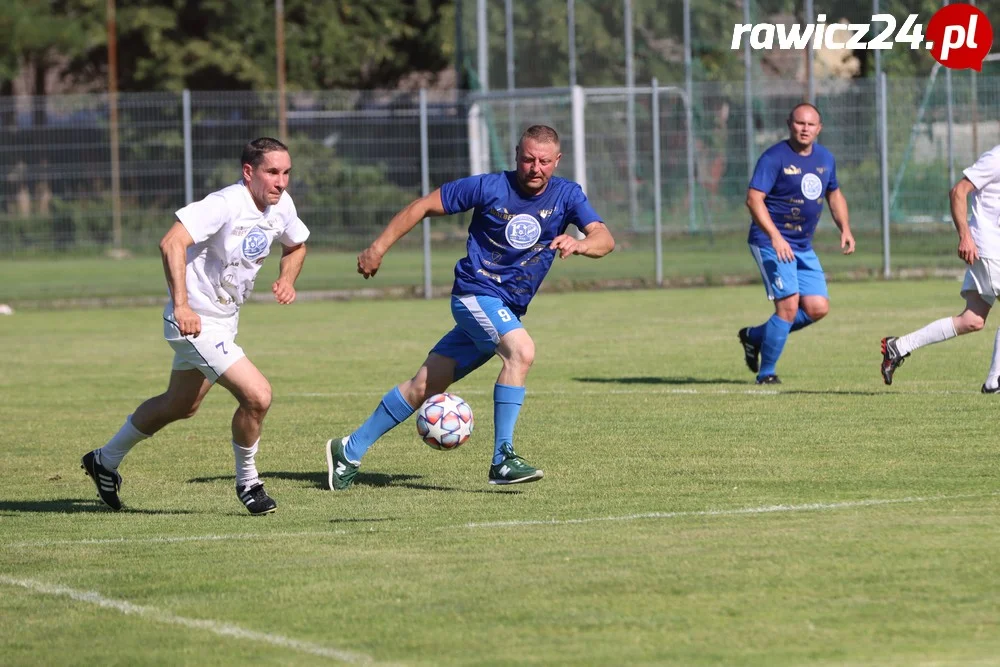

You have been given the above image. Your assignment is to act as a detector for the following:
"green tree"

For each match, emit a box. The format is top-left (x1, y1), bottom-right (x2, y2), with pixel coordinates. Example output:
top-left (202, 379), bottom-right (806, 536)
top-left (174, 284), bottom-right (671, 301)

top-left (54, 0), bottom-right (453, 92)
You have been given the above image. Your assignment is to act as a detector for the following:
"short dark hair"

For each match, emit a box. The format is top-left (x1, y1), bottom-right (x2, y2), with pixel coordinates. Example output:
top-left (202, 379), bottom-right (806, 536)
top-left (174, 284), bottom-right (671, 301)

top-left (241, 137), bottom-right (289, 169)
top-left (518, 125), bottom-right (560, 148)
top-left (788, 103), bottom-right (822, 122)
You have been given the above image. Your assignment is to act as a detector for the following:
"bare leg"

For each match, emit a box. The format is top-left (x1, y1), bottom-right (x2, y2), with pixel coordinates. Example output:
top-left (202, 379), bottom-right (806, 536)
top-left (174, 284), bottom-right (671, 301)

top-left (131, 369), bottom-right (213, 435)
top-left (216, 357), bottom-right (272, 447)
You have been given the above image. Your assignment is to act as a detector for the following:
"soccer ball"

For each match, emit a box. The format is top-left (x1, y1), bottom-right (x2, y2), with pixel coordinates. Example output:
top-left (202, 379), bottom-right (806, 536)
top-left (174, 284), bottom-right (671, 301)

top-left (416, 393), bottom-right (474, 450)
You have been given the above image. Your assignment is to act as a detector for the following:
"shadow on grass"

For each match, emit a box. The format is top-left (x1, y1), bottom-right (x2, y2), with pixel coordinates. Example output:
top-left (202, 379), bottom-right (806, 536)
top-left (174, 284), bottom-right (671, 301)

top-left (188, 472), bottom-right (330, 490)
top-left (189, 471), bottom-right (520, 494)
top-left (575, 376), bottom-right (746, 385)
top-left (0, 499), bottom-right (196, 514)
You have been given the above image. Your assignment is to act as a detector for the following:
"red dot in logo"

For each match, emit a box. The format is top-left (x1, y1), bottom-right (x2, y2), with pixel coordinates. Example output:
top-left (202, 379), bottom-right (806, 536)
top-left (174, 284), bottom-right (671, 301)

top-left (927, 3), bottom-right (993, 71)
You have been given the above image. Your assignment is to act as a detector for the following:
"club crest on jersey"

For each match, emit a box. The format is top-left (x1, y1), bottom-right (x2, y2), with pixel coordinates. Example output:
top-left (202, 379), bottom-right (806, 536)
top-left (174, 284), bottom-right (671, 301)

top-left (800, 173), bottom-right (823, 200)
top-left (505, 214), bottom-right (542, 249)
top-left (242, 227), bottom-right (268, 260)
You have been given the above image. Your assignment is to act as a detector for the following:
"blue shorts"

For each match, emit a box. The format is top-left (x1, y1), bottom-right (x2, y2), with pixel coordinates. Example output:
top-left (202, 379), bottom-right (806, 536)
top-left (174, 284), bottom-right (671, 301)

top-left (749, 244), bottom-right (828, 301)
top-left (429, 295), bottom-right (525, 380)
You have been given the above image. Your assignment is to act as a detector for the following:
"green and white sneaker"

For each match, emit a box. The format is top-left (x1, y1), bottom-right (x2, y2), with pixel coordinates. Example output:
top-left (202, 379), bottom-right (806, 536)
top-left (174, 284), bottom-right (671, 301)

top-left (325, 437), bottom-right (360, 491)
top-left (488, 443), bottom-right (544, 485)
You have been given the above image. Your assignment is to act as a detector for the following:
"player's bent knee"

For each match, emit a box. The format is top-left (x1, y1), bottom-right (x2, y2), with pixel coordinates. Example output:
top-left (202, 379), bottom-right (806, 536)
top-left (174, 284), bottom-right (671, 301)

top-left (807, 304), bottom-right (830, 321)
top-left (964, 316), bottom-right (987, 333)
top-left (241, 384), bottom-right (272, 416)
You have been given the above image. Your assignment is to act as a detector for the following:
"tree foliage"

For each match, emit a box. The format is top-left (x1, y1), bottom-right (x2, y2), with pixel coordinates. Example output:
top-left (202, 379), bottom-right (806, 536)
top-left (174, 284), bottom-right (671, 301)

top-left (1, 0), bottom-right (967, 95)
top-left (2, 0), bottom-right (454, 93)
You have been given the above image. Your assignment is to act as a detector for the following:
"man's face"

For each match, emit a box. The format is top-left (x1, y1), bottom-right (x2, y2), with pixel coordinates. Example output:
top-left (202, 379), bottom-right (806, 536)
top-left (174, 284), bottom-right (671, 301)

top-left (243, 150), bottom-right (291, 211)
top-left (787, 107), bottom-right (822, 147)
top-left (515, 138), bottom-right (561, 195)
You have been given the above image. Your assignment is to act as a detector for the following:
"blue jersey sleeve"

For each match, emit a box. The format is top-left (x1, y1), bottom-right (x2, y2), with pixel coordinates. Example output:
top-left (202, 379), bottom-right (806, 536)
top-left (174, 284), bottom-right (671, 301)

top-left (563, 185), bottom-right (603, 232)
top-left (827, 159), bottom-right (839, 192)
top-left (440, 175), bottom-right (486, 215)
top-left (748, 151), bottom-right (781, 194)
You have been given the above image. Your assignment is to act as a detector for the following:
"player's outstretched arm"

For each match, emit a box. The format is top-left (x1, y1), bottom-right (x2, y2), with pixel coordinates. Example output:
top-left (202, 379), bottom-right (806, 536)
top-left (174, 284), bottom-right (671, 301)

top-left (159, 221), bottom-right (200, 336)
top-left (549, 221), bottom-right (615, 259)
top-left (273, 242), bottom-right (306, 304)
top-left (826, 188), bottom-right (854, 255)
top-left (358, 189), bottom-right (447, 279)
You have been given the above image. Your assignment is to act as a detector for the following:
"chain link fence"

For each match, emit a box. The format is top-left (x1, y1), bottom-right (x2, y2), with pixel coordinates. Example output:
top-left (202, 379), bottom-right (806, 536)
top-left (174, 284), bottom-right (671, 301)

top-left (2, 71), bottom-right (997, 302)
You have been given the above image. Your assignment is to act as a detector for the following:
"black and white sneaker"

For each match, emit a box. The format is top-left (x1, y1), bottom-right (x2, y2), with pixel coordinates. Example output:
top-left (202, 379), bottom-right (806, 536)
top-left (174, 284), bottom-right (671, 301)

top-left (81, 450), bottom-right (123, 510)
top-left (738, 327), bottom-right (761, 374)
top-left (982, 383), bottom-right (1000, 394)
top-left (236, 482), bottom-right (277, 515)
top-left (755, 374), bottom-right (781, 385)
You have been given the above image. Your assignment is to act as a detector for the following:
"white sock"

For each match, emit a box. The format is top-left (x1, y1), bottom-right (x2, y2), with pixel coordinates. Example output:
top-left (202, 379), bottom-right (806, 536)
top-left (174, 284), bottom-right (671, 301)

top-left (986, 328), bottom-right (1000, 390)
top-left (233, 439), bottom-right (260, 488)
top-left (896, 317), bottom-right (958, 356)
top-left (98, 415), bottom-right (150, 470)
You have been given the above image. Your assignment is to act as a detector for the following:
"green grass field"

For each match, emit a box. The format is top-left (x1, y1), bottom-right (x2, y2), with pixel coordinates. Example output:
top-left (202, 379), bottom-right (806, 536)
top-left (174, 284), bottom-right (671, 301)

top-left (0, 228), bottom-right (960, 306)
top-left (3, 280), bottom-right (999, 665)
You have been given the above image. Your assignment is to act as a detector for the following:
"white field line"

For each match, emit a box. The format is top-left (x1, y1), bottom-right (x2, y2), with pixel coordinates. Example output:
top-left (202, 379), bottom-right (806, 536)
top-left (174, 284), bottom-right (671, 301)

top-left (0, 575), bottom-right (375, 664)
top-left (463, 492), bottom-right (996, 528)
top-left (6, 492), bottom-right (994, 550)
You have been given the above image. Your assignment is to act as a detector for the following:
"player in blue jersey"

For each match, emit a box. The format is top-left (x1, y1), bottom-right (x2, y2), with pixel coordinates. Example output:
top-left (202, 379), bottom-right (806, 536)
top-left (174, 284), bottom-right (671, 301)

top-left (737, 103), bottom-right (855, 384)
top-left (323, 125), bottom-right (614, 489)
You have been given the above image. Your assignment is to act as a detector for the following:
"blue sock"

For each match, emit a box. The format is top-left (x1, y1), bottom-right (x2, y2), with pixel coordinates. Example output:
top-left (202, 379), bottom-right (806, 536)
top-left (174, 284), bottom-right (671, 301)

top-left (747, 323), bottom-right (765, 347)
top-left (790, 310), bottom-right (814, 333)
top-left (493, 384), bottom-right (525, 465)
top-left (758, 315), bottom-right (793, 379)
top-left (345, 387), bottom-right (415, 463)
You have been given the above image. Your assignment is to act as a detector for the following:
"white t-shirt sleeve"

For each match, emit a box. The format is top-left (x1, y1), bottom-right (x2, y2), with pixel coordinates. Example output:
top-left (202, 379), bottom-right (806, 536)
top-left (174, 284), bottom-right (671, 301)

top-left (278, 197), bottom-right (310, 246)
top-left (963, 147), bottom-right (1000, 190)
top-left (175, 194), bottom-right (231, 244)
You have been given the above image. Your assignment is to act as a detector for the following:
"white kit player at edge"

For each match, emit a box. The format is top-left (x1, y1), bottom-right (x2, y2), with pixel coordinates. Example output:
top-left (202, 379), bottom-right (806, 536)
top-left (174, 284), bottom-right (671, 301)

top-left (881, 144), bottom-right (1000, 392)
top-left (81, 137), bottom-right (310, 515)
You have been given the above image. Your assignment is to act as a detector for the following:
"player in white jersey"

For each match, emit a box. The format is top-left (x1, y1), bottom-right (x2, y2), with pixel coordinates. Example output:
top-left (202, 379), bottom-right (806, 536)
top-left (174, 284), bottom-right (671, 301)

top-left (82, 137), bottom-right (310, 514)
top-left (881, 145), bottom-right (1000, 391)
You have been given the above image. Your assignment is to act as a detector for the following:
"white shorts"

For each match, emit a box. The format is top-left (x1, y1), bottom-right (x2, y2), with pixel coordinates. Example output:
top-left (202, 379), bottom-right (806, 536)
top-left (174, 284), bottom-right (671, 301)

top-left (961, 257), bottom-right (1000, 306)
top-left (163, 309), bottom-right (245, 382)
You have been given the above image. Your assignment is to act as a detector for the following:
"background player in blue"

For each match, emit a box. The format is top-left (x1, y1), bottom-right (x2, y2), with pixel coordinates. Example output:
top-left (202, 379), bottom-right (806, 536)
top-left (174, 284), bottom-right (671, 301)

top-left (324, 125), bottom-right (614, 489)
top-left (737, 103), bottom-right (855, 384)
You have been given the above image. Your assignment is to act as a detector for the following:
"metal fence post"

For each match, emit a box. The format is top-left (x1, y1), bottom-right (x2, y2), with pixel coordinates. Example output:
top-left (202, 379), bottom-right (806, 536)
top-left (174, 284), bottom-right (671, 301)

top-left (572, 85), bottom-right (587, 240)
top-left (879, 72), bottom-right (891, 278)
top-left (420, 88), bottom-right (432, 300)
top-left (743, 0), bottom-right (754, 182)
top-left (652, 78), bottom-right (662, 287)
top-left (182, 89), bottom-right (193, 204)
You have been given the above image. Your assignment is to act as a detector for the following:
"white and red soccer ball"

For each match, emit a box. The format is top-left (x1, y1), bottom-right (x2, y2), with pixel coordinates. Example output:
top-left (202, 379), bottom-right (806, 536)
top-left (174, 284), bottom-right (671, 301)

top-left (416, 393), bottom-right (474, 450)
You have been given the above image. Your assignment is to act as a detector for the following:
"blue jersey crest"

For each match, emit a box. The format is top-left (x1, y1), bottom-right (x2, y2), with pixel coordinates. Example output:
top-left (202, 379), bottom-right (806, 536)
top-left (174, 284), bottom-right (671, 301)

top-left (505, 214), bottom-right (543, 249)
